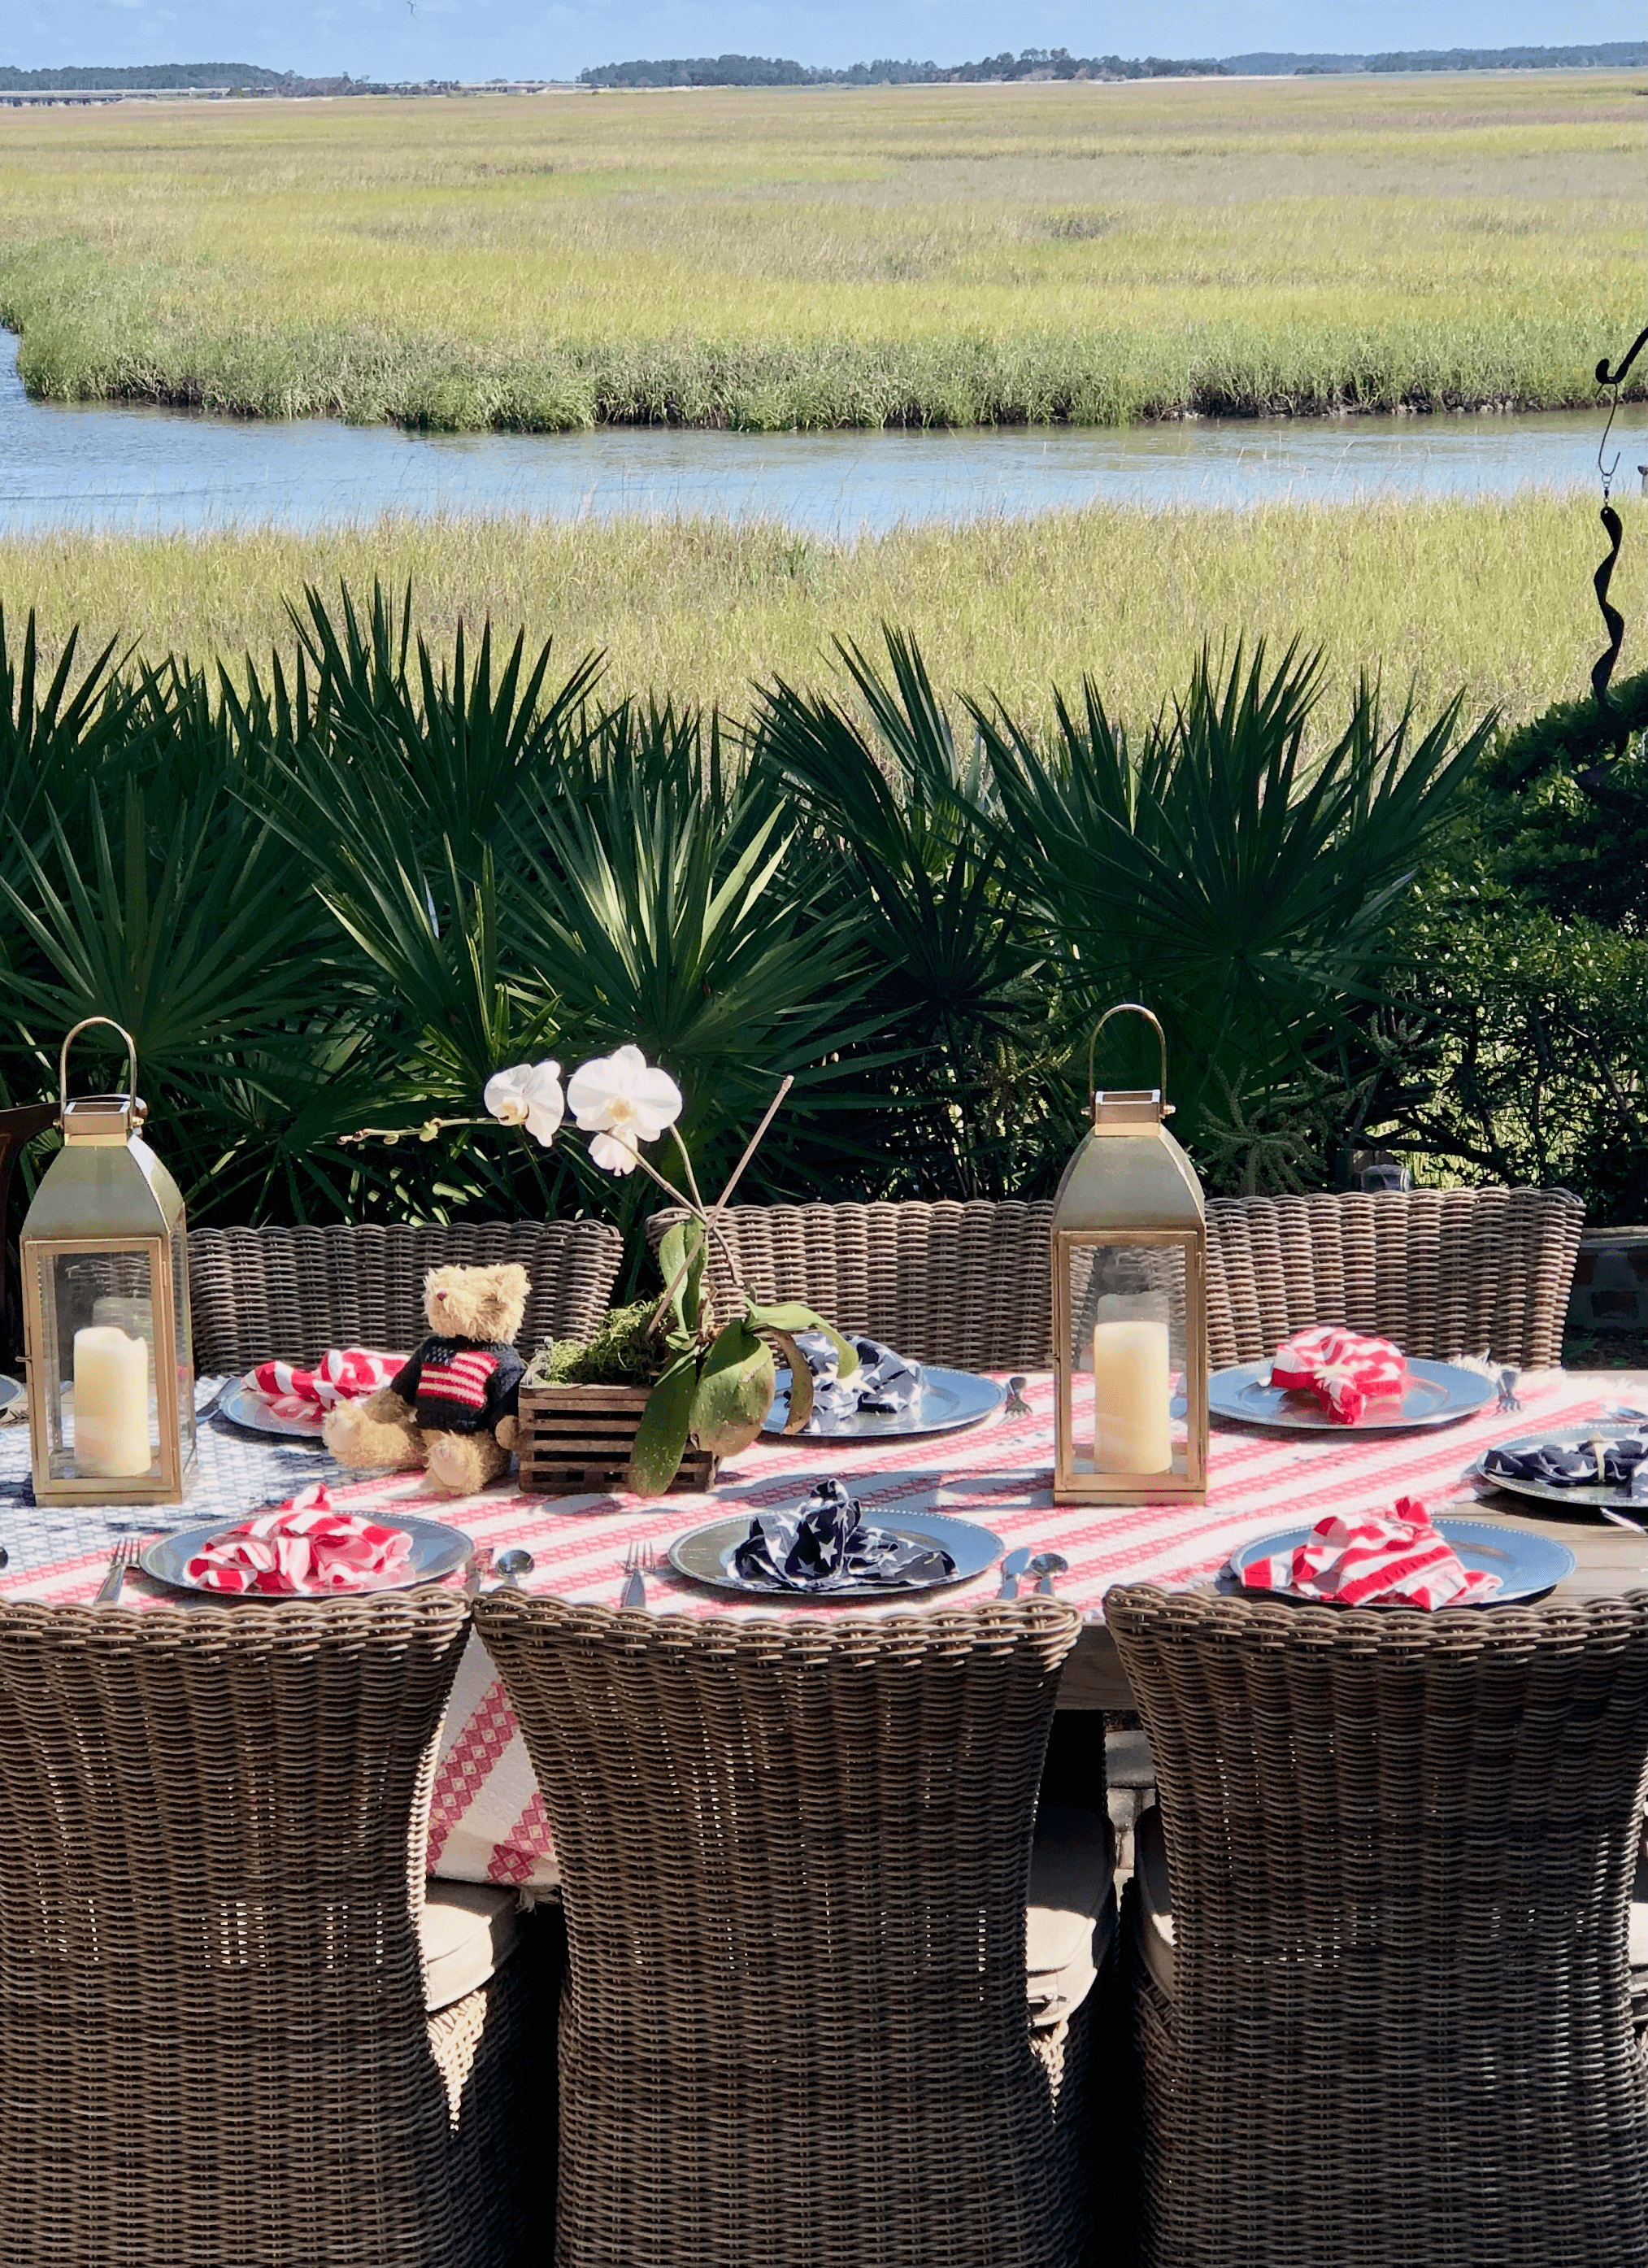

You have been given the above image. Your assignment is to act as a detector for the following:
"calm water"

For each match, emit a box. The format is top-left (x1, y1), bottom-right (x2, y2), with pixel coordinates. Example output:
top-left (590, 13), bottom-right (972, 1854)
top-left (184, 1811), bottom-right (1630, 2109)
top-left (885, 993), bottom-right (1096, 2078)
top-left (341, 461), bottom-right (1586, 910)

top-left (0, 332), bottom-right (1615, 536)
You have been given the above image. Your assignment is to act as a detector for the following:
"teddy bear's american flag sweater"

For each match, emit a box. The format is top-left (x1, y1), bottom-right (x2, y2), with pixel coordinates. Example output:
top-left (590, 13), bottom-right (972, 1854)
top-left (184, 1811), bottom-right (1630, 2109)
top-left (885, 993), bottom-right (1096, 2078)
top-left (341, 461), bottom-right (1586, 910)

top-left (390, 1336), bottom-right (524, 1434)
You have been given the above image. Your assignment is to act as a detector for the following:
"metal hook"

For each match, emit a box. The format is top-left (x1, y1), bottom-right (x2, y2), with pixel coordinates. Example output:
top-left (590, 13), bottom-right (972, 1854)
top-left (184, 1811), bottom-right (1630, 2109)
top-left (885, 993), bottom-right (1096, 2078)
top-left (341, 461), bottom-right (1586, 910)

top-left (1595, 325), bottom-right (1648, 498)
top-left (1087, 1002), bottom-right (1169, 1106)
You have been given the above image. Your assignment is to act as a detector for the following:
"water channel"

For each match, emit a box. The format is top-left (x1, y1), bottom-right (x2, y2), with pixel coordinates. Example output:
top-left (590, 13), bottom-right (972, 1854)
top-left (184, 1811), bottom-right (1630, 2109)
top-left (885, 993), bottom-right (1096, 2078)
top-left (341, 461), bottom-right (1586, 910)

top-left (0, 332), bottom-right (1620, 537)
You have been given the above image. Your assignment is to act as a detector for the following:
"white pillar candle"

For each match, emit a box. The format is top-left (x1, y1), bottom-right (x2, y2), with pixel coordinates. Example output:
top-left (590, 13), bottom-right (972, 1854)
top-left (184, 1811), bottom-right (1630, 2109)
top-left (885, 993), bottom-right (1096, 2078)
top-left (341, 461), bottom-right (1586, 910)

top-left (73, 1326), bottom-right (151, 1478)
top-left (1092, 1317), bottom-right (1172, 1474)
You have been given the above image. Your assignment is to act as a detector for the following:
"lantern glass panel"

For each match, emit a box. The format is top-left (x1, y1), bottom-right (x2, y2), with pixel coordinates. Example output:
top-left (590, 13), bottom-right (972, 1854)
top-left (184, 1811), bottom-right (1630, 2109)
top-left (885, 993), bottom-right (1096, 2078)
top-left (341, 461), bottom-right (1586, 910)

top-left (38, 1245), bottom-right (162, 1485)
top-left (1063, 1234), bottom-right (1191, 1482)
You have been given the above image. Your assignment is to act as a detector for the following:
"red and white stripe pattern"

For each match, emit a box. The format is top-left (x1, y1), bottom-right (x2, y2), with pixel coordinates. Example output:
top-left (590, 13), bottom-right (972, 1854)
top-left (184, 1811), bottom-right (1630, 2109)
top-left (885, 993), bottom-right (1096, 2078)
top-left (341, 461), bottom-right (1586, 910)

top-left (1239, 1494), bottom-right (1501, 1608)
top-left (184, 1486), bottom-right (415, 1596)
top-left (417, 1351), bottom-right (499, 1413)
top-left (0, 1367), bottom-right (1615, 1887)
top-left (1270, 1326), bottom-right (1408, 1424)
top-left (248, 1347), bottom-right (402, 1416)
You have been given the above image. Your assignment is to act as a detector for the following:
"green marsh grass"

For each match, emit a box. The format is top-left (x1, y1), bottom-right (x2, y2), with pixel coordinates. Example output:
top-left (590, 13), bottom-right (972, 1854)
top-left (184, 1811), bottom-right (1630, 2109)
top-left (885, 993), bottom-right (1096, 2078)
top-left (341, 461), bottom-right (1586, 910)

top-left (0, 73), bottom-right (1642, 429)
top-left (0, 489), bottom-right (1633, 728)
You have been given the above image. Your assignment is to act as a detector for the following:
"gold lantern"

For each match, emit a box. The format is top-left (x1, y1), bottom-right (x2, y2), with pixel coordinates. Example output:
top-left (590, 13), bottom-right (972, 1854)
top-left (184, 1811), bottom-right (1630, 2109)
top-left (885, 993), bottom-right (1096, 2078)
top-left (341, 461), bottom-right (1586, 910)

top-left (1050, 1003), bottom-right (1207, 1504)
top-left (20, 1019), bottom-right (197, 1507)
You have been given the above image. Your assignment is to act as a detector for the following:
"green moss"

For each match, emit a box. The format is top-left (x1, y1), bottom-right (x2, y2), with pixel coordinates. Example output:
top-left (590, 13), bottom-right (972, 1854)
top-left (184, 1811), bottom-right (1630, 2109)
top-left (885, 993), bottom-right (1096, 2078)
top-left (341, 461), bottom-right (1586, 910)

top-left (525, 1299), bottom-right (663, 1386)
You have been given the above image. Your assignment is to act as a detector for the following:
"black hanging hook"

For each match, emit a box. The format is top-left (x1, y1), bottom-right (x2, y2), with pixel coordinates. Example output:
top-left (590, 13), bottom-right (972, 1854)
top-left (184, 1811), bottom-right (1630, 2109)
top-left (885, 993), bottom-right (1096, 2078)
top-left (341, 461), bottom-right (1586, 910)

top-left (1589, 327), bottom-right (1648, 724)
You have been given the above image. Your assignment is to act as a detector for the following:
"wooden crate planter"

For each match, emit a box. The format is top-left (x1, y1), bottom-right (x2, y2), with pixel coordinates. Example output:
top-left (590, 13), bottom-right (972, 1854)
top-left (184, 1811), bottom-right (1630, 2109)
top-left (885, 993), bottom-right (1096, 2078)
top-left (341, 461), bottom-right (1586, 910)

top-left (515, 1382), bottom-right (720, 1497)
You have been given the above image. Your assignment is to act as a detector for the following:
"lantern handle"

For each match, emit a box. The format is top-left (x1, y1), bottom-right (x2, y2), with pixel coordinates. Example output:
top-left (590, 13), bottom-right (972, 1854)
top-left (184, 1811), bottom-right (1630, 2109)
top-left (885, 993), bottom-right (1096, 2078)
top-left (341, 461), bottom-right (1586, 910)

top-left (58, 1017), bottom-right (138, 1119)
top-left (1087, 1003), bottom-right (1170, 1113)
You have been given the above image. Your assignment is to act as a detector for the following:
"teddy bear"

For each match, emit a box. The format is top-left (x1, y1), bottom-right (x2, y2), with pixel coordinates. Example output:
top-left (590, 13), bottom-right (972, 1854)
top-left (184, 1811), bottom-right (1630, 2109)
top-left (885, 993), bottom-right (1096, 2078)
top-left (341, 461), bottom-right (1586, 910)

top-left (323, 1261), bottom-right (529, 1495)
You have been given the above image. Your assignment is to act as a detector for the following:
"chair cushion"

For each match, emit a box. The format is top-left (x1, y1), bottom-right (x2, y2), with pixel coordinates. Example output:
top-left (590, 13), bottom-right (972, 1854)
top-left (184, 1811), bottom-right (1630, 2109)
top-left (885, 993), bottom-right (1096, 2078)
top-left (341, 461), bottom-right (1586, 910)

top-left (422, 1880), bottom-right (520, 2013)
top-left (1027, 1802), bottom-right (1115, 2029)
top-left (1133, 1800), bottom-right (1176, 1997)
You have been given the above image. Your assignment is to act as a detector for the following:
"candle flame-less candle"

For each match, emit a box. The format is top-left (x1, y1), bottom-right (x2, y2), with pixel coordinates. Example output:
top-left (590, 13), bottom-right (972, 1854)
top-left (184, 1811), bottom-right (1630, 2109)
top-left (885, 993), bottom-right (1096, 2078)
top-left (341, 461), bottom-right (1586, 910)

top-left (1091, 1317), bottom-right (1171, 1474)
top-left (73, 1326), bottom-right (151, 1478)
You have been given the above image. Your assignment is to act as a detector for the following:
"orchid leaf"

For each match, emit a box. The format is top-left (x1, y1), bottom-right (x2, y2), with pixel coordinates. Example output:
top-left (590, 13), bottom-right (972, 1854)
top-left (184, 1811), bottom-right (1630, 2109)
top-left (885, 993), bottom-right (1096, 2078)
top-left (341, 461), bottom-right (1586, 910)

top-left (756, 1326), bottom-right (814, 1434)
top-left (657, 1217), bottom-right (707, 1339)
top-left (744, 1300), bottom-right (859, 1379)
top-left (627, 1350), bottom-right (699, 1498)
top-left (690, 1318), bottom-right (776, 1456)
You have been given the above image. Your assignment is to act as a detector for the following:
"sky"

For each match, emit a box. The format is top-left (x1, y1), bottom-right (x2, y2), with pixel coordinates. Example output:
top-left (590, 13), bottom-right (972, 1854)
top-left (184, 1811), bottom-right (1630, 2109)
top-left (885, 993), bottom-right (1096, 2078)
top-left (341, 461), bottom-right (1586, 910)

top-left (3, 0), bottom-right (1639, 85)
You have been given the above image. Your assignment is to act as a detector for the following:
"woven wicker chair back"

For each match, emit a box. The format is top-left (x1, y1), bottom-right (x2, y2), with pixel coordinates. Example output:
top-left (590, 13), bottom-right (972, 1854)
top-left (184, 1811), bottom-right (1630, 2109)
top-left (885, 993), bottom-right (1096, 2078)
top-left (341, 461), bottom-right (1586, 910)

top-left (0, 1590), bottom-right (519, 2267)
top-left (651, 1185), bottom-right (1581, 1375)
top-left (647, 1199), bottom-right (1059, 1368)
top-left (472, 1592), bottom-right (1092, 2268)
top-left (189, 1217), bottom-right (624, 1373)
top-left (1107, 1585), bottom-right (1648, 2268)
top-left (1206, 1186), bottom-right (1583, 1369)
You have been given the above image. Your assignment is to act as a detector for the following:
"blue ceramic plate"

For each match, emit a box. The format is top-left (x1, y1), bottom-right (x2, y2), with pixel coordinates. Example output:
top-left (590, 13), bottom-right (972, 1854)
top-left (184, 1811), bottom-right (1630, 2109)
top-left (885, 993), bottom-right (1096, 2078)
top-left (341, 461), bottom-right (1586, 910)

top-left (140, 1512), bottom-right (472, 1599)
top-left (1228, 1517), bottom-right (1575, 1607)
top-left (671, 1508), bottom-right (1003, 1596)
top-left (1211, 1357), bottom-right (1494, 1434)
top-left (763, 1365), bottom-right (1004, 1442)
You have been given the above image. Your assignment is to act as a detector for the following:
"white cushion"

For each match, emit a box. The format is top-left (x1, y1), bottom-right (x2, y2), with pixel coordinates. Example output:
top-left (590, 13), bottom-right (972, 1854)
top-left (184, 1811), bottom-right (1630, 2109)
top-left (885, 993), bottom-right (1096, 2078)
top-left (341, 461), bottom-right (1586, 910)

top-left (1133, 1801), bottom-right (1176, 1998)
top-left (421, 1880), bottom-right (520, 2013)
top-left (1027, 1802), bottom-right (1115, 2029)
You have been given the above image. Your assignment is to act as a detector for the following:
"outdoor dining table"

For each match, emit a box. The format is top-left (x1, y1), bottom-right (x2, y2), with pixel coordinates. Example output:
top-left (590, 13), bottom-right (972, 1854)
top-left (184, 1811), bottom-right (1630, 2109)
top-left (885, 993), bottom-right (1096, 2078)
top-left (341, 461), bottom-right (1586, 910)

top-left (0, 1365), bottom-right (1642, 1887)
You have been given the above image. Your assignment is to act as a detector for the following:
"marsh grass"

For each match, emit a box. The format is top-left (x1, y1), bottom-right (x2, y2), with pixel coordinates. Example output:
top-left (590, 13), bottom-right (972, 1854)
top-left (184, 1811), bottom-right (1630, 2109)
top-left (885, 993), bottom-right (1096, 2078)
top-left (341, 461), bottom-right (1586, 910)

top-left (1, 488), bottom-right (1633, 728)
top-left (0, 73), bottom-right (1641, 429)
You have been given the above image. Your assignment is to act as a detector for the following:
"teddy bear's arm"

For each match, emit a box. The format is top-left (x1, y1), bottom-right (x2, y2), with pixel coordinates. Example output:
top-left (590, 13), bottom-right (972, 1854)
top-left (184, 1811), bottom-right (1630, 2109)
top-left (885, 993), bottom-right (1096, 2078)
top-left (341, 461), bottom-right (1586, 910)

top-left (489, 1343), bottom-right (525, 1426)
top-left (389, 1351), bottom-right (424, 1403)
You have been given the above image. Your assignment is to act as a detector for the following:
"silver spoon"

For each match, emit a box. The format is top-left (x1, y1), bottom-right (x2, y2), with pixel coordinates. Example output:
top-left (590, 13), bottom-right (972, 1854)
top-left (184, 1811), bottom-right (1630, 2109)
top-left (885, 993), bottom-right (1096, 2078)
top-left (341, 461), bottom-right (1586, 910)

top-left (997, 1546), bottom-right (1031, 1599)
top-left (1028, 1551), bottom-right (1068, 1597)
top-left (493, 1548), bottom-right (534, 1588)
top-left (1602, 1508), bottom-right (1648, 1537)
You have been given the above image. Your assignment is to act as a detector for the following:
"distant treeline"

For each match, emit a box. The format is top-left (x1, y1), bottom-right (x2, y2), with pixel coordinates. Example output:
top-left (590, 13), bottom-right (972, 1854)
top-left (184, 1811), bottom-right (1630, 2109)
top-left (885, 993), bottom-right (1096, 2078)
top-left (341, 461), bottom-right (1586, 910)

top-left (581, 40), bottom-right (1648, 87)
top-left (0, 62), bottom-right (420, 94)
top-left (579, 50), bottom-right (1225, 89)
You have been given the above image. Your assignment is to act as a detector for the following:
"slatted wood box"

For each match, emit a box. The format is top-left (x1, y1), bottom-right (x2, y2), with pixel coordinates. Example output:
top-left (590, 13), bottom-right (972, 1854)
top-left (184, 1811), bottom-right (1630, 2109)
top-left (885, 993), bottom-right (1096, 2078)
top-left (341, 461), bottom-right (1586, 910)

top-left (515, 1382), bottom-right (720, 1496)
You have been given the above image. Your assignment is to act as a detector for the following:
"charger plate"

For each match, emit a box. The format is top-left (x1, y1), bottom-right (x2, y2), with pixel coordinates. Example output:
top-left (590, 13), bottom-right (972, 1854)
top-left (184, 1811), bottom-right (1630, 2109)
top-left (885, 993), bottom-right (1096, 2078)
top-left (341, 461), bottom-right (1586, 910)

top-left (215, 1378), bottom-right (328, 1440)
top-left (0, 1376), bottom-right (22, 1417)
top-left (762, 1365), bottom-right (1004, 1442)
top-left (1228, 1517), bottom-right (1574, 1607)
top-left (1211, 1357), bottom-right (1495, 1434)
top-left (141, 1512), bottom-right (471, 1598)
top-left (670, 1508), bottom-right (1002, 1598)
top-left (1475, 1425), bottom-right (1648, 1515)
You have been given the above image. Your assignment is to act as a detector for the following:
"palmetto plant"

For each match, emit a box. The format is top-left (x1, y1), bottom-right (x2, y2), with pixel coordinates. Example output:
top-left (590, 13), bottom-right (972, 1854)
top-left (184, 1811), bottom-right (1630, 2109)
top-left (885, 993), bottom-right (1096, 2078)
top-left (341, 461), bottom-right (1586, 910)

top-left (0, 587), bottom-right (1495, 1249)
top-left (752, 631), bottom-right (1059, 1198)
top-left (970, 640), bottom-right (1494, 1183)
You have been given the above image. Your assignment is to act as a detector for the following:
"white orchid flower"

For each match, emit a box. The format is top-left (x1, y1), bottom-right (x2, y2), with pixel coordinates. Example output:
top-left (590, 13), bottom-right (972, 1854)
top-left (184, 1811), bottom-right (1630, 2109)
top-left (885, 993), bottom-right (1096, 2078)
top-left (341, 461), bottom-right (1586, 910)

top-left (483, 1060), bottom-right (565, 1148)
top-left (567, 1045), bottom-right (683, 1176)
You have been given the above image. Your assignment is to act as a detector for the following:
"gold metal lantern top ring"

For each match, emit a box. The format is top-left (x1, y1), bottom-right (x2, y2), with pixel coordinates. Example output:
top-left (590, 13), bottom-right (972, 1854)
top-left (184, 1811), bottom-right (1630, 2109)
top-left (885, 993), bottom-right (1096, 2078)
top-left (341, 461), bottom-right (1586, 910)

top-left (1050, 1002), bottom-right (1208, 1504)
top-left (20, 1017), bottom-right (197, 1506)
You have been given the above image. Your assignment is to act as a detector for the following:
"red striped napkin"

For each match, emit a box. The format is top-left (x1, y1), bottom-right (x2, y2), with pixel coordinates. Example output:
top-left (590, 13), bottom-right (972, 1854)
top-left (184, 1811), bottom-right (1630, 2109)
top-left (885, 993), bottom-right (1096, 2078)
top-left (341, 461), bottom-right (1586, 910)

top-left (247, 1347), bottom-right (403, 1417)
top-left (1240, 1496), bottom-right (1501, 1608)
top-left (185, 1485), bottom-right (415, 1595)
top-left (1270, 1326), bottom-right (1408, 1424)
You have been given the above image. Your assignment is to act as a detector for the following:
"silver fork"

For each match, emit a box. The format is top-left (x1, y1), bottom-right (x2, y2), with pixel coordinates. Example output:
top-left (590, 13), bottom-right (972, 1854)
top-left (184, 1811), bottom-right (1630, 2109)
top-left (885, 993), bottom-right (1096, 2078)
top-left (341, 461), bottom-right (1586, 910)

top-left (620, 1543), bottom-right (659, 1609)
top-left (94, 1538), bottom-right (141, 1605)
top-left (1496, 1368), bottom-right (1523, 1414)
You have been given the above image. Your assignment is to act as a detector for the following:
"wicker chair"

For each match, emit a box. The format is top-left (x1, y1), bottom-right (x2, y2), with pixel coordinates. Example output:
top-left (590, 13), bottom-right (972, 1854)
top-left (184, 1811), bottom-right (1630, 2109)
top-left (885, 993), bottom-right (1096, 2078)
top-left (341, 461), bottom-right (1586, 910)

top-left (1205, 1186), bottom-right (1584, 1369)
top-left (0, 1100), bottom-right (57, 1367)
top-left (189, 1217), bottom-right (624, 1373)
top-left (647, 1199), bottom-right (1059, 1369)
top-left (650, 1185), bottom-right (1582, 1376)
top-left (472, 1592), bottom-right (1103, 2268)
top-left (1107, 1585), bottom-right (1648, 2268)
top-left (0, 1589), bottom-right (540, 2268)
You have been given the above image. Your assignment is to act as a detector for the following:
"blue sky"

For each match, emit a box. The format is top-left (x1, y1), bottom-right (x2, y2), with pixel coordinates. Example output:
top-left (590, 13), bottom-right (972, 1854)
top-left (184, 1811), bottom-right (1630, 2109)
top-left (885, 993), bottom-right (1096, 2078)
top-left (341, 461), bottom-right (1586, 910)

top-left (4, 1), bottom-right (1637, 84)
